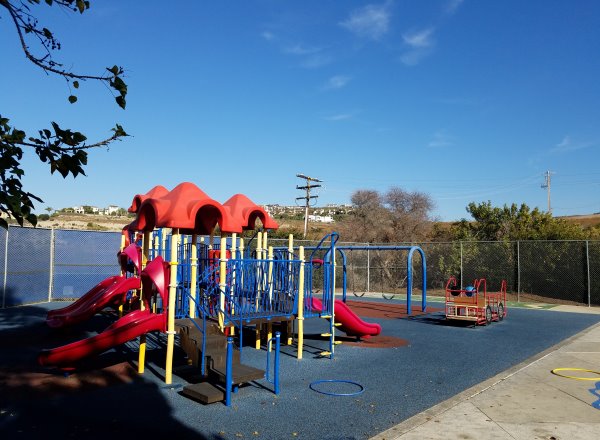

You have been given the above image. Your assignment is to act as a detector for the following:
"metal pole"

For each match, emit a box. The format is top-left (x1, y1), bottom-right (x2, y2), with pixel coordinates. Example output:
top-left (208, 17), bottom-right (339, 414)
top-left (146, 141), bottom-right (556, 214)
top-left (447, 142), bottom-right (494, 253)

top-left (274, 332), bottom-right (280, 395)
top-left (586, 240), bottom-right (591, 307)
top-left (459, 241), bottom-right (463, 289)
top-left (517, 241), bottom-right (521, 303)
top-left (48, 228), bottom-right (55, 302)
top-left (367, 248), bottom-right (370, 293)
top-left (225, 336), bottom-right (233, 406)
top-left (2, 226), bottom-right (9, 308)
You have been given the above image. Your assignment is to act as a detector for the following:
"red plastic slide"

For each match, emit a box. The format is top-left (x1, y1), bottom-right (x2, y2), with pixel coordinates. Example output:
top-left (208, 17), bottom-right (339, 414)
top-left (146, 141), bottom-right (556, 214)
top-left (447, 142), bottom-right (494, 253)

top-left (47, 276), bottom-right (122, 318)
top-left (38, 309), bottom-right (166, 368)
top-left (311, 298), bottom-right (381, 338)
top-left (46, 276), bottom-right (141, 329)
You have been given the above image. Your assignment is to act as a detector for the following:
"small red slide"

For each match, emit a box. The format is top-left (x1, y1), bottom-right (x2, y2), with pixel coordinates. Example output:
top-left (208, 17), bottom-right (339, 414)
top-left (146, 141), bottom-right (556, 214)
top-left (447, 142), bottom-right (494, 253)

top-left (311, 298), bottom-right (381, 338)
top-left (38, 309), bottom-right (166, 368)
top-left (46, 276), bottom-right (141, 328)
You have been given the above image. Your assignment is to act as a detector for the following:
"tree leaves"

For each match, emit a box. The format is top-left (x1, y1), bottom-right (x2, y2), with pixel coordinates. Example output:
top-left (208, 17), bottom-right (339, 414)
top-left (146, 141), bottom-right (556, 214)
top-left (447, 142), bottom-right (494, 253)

top-left (0, 0), bottom-right (129, 228)
top-left (107, 66), bottom-right (127, 109)
top-left (451, 201), bottom-right (588, 241)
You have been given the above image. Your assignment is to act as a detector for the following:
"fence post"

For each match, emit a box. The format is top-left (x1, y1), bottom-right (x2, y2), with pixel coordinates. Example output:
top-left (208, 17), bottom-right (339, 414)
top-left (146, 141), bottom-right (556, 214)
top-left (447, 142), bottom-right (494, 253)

top-left (48, 228), bottom-right (55, 303)
top-left (459, 241), bottom-right (463, 289)
top-left (586, 240), bottom-right (591, 307)
top-left (2, 226), bottom-right (9, 308)
top-left (517, 240), bottom-right (520, 303)
top-left (367, 248), bottom-right (370, 294)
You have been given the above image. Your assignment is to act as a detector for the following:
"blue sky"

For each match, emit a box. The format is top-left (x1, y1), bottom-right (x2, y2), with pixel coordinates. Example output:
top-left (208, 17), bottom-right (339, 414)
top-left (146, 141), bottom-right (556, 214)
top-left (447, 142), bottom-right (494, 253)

top-left (2, 0), bottom-right (600, 222)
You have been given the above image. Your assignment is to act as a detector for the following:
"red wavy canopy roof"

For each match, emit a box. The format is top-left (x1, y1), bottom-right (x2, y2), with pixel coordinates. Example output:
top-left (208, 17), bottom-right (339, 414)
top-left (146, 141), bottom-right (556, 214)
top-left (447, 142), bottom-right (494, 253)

top-left (126, 182), bottom-right (278, 234)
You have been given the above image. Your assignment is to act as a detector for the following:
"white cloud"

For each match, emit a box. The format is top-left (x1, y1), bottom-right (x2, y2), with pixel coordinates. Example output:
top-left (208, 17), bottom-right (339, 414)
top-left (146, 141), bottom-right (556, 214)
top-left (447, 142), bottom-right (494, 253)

top-left (301, 54), bottom-right (333, 69)
top-left (551, 135), bottom-right (596, 153)
top-left (340, 2), bottom-right (392, 41)
top-left (324, 75), bottom-right (351, 90)
top-left (263, 35), bottom-right (331, 69)
top-left (324, 113), bottom-right (354, 121)
top-left (400, 28), bottom-right (435, 66)
top-left (261, 31), bottom-right (275, 41)
top-left (428, 131), bottom-right (455, 148)
top-left (403, 28), bottom-right (435, 48)
top-left (446, 0), bottom-right (465, 14)
top-left (283, 43), bottom-right (322, 56)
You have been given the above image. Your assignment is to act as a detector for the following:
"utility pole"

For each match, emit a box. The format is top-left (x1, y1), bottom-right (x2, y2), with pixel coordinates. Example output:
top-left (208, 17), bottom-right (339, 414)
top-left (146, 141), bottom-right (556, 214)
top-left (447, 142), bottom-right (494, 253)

top-left (541, 170), bottom-right (555, 214)
top-left (296, 173), bottom-right (322, 238)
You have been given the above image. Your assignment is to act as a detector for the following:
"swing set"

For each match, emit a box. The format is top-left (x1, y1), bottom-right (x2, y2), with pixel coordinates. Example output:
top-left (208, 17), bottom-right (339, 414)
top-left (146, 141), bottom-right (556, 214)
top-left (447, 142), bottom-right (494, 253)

top-left (337, 245), bottom-right (427, 315)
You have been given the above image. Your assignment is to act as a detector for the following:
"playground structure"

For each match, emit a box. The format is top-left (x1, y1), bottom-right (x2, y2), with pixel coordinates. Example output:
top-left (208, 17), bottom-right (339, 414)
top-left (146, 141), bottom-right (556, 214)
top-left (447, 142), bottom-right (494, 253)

top-left (445, 276), bottom-right (507, 325)
top-left (38, 182), bottom-right (427, 405)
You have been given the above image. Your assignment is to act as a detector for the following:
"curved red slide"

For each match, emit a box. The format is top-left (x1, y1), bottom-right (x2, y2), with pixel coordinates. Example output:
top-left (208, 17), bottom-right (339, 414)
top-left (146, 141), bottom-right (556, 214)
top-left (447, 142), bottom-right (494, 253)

top-left (38, 309), bottom-right (166, 368)
top-left (47, 276), bottom-right (122, 318)
top-left (311, 298), bottom-right (381, 338)
top-left (46, 276), bottom-right (141, 329)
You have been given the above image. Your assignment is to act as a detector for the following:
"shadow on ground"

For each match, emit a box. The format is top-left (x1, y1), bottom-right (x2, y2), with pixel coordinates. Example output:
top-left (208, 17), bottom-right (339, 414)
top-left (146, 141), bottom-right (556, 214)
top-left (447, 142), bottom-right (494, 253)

top-left (0, 293), bottom-right (225, 440)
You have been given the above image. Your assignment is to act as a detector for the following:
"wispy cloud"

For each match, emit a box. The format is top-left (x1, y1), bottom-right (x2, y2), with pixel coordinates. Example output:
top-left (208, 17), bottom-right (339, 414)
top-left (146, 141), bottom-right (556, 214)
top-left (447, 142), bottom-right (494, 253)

top-left (324, 113), bottom-right (354, 121)
top-left (323, 75), bottom-right (352, 90)
top-left (339, 2), bottom-right (392, 41)
top-left (403, 27), bottom-right (435, 48)
top-left (301, 54), bottom-right (332, 69)
top-left (262, 31), bottom-right (331, 69)
top-left (400, 27), bottom-right (435, 66)
top-left (283, 43), bottom-right (322, 56)
top-left (428, 131), bottom-right (455, 148)
top-left (551, 135), bottom-right (597, 153)
top-left (446, 0), bottom-right (465, 15)
top-left (261, 31), bottom-right (275, 41)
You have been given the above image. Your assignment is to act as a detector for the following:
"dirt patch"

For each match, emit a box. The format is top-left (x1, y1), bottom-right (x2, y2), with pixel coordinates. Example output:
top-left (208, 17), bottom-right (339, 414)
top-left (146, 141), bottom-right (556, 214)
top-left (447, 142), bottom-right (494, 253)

top-left (341, 335), bottom-right (410, 348)
top-left (0, 362), bottom-right (138, 401)
top-left (345, 300), bottom-right (443, 320)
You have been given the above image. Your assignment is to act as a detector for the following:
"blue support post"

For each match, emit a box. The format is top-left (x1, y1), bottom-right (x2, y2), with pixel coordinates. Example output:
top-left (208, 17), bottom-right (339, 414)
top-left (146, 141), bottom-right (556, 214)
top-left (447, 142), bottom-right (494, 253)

top-left (225, 336), bottom-right (233, 406)
top-left (274, 331), bottom-right (280, 395)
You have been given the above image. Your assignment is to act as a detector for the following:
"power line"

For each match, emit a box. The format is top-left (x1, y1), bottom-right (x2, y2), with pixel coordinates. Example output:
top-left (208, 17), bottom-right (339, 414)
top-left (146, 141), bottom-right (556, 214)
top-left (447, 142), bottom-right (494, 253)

top-left (296, 173), bottom-right (322, 238)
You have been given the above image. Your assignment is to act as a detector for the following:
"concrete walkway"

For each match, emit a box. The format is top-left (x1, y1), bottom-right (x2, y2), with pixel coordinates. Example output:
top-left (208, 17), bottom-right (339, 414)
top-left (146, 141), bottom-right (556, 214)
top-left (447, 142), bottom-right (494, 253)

top-left (372, 305), bottom-right (600, 440)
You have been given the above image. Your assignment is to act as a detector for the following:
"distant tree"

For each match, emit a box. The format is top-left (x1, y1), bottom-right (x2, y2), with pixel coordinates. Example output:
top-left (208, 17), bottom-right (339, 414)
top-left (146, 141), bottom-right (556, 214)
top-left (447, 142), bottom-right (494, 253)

top-left (384, 187), bottom-right (435, 242)
top-left (0, 0), bottom-right (128, 229)
top-left (82, 205), bottom-right (94, 214)
top-left (340, 187), bottom-right (435, 243)
top-left (451, 201), bottom-right (588, 241)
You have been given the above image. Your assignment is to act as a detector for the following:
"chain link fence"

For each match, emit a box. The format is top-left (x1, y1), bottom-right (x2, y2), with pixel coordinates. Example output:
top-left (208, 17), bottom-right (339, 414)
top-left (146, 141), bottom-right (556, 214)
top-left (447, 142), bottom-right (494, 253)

top-left (1, 226), bottom-right (599, 307)
top-left (0, 226), bottom-right (121, 307)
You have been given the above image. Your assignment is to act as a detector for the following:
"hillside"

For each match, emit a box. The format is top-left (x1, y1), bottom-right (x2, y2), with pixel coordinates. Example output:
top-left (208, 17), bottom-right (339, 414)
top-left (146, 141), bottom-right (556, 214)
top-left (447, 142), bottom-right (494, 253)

top-left (26, 212), bottom-right (600, 238)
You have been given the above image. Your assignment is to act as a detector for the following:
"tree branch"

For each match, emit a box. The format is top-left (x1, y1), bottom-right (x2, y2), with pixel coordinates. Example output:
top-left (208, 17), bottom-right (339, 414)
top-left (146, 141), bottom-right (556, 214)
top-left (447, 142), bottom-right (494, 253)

top-left (3, 1), bottom-right (113, 82)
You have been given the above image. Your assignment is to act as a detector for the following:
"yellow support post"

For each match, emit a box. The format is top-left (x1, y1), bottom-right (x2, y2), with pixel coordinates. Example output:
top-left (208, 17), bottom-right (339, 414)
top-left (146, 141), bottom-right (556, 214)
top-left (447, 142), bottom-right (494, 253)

top-left (230, 233), bottom-right (237, 337)
top-left (262, 230), bottom-right (268, 253)
top-left (189, 234), bottom-right (198, 318)
top-left (287, 234), bottom-right (294, 344)
top-left (118, 234), bottom-right (126, 318)
top-left (239, 237), bottom-right (245, 294)
top-left (255, 232), bottom-right (263, 349)
top-left (161, 230), bottom-right (167, 259)
top-left (218, 236), bottom-right (227, 332)
top-left (267, 246), bottom-right (274, 351)
top-left (138, 230), bottom-right (151, 374)
top-left (297, 246), bottom-right (305, 360)
top-left (165, 229), bottom-right (179, 385)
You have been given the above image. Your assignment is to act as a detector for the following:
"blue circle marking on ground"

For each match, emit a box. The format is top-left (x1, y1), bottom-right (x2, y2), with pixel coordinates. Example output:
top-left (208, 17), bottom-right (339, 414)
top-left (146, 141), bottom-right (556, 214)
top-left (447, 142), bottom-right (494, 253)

top-left (309, 379), bottom-right (365, 396)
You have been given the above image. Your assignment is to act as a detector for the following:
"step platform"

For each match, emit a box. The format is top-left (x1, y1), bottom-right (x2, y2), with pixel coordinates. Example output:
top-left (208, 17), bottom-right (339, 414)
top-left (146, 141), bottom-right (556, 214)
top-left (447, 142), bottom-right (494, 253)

top-left (211, 363), bottom-right (265, 386)
top-left (181, 382), bottom-right (224, 404)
